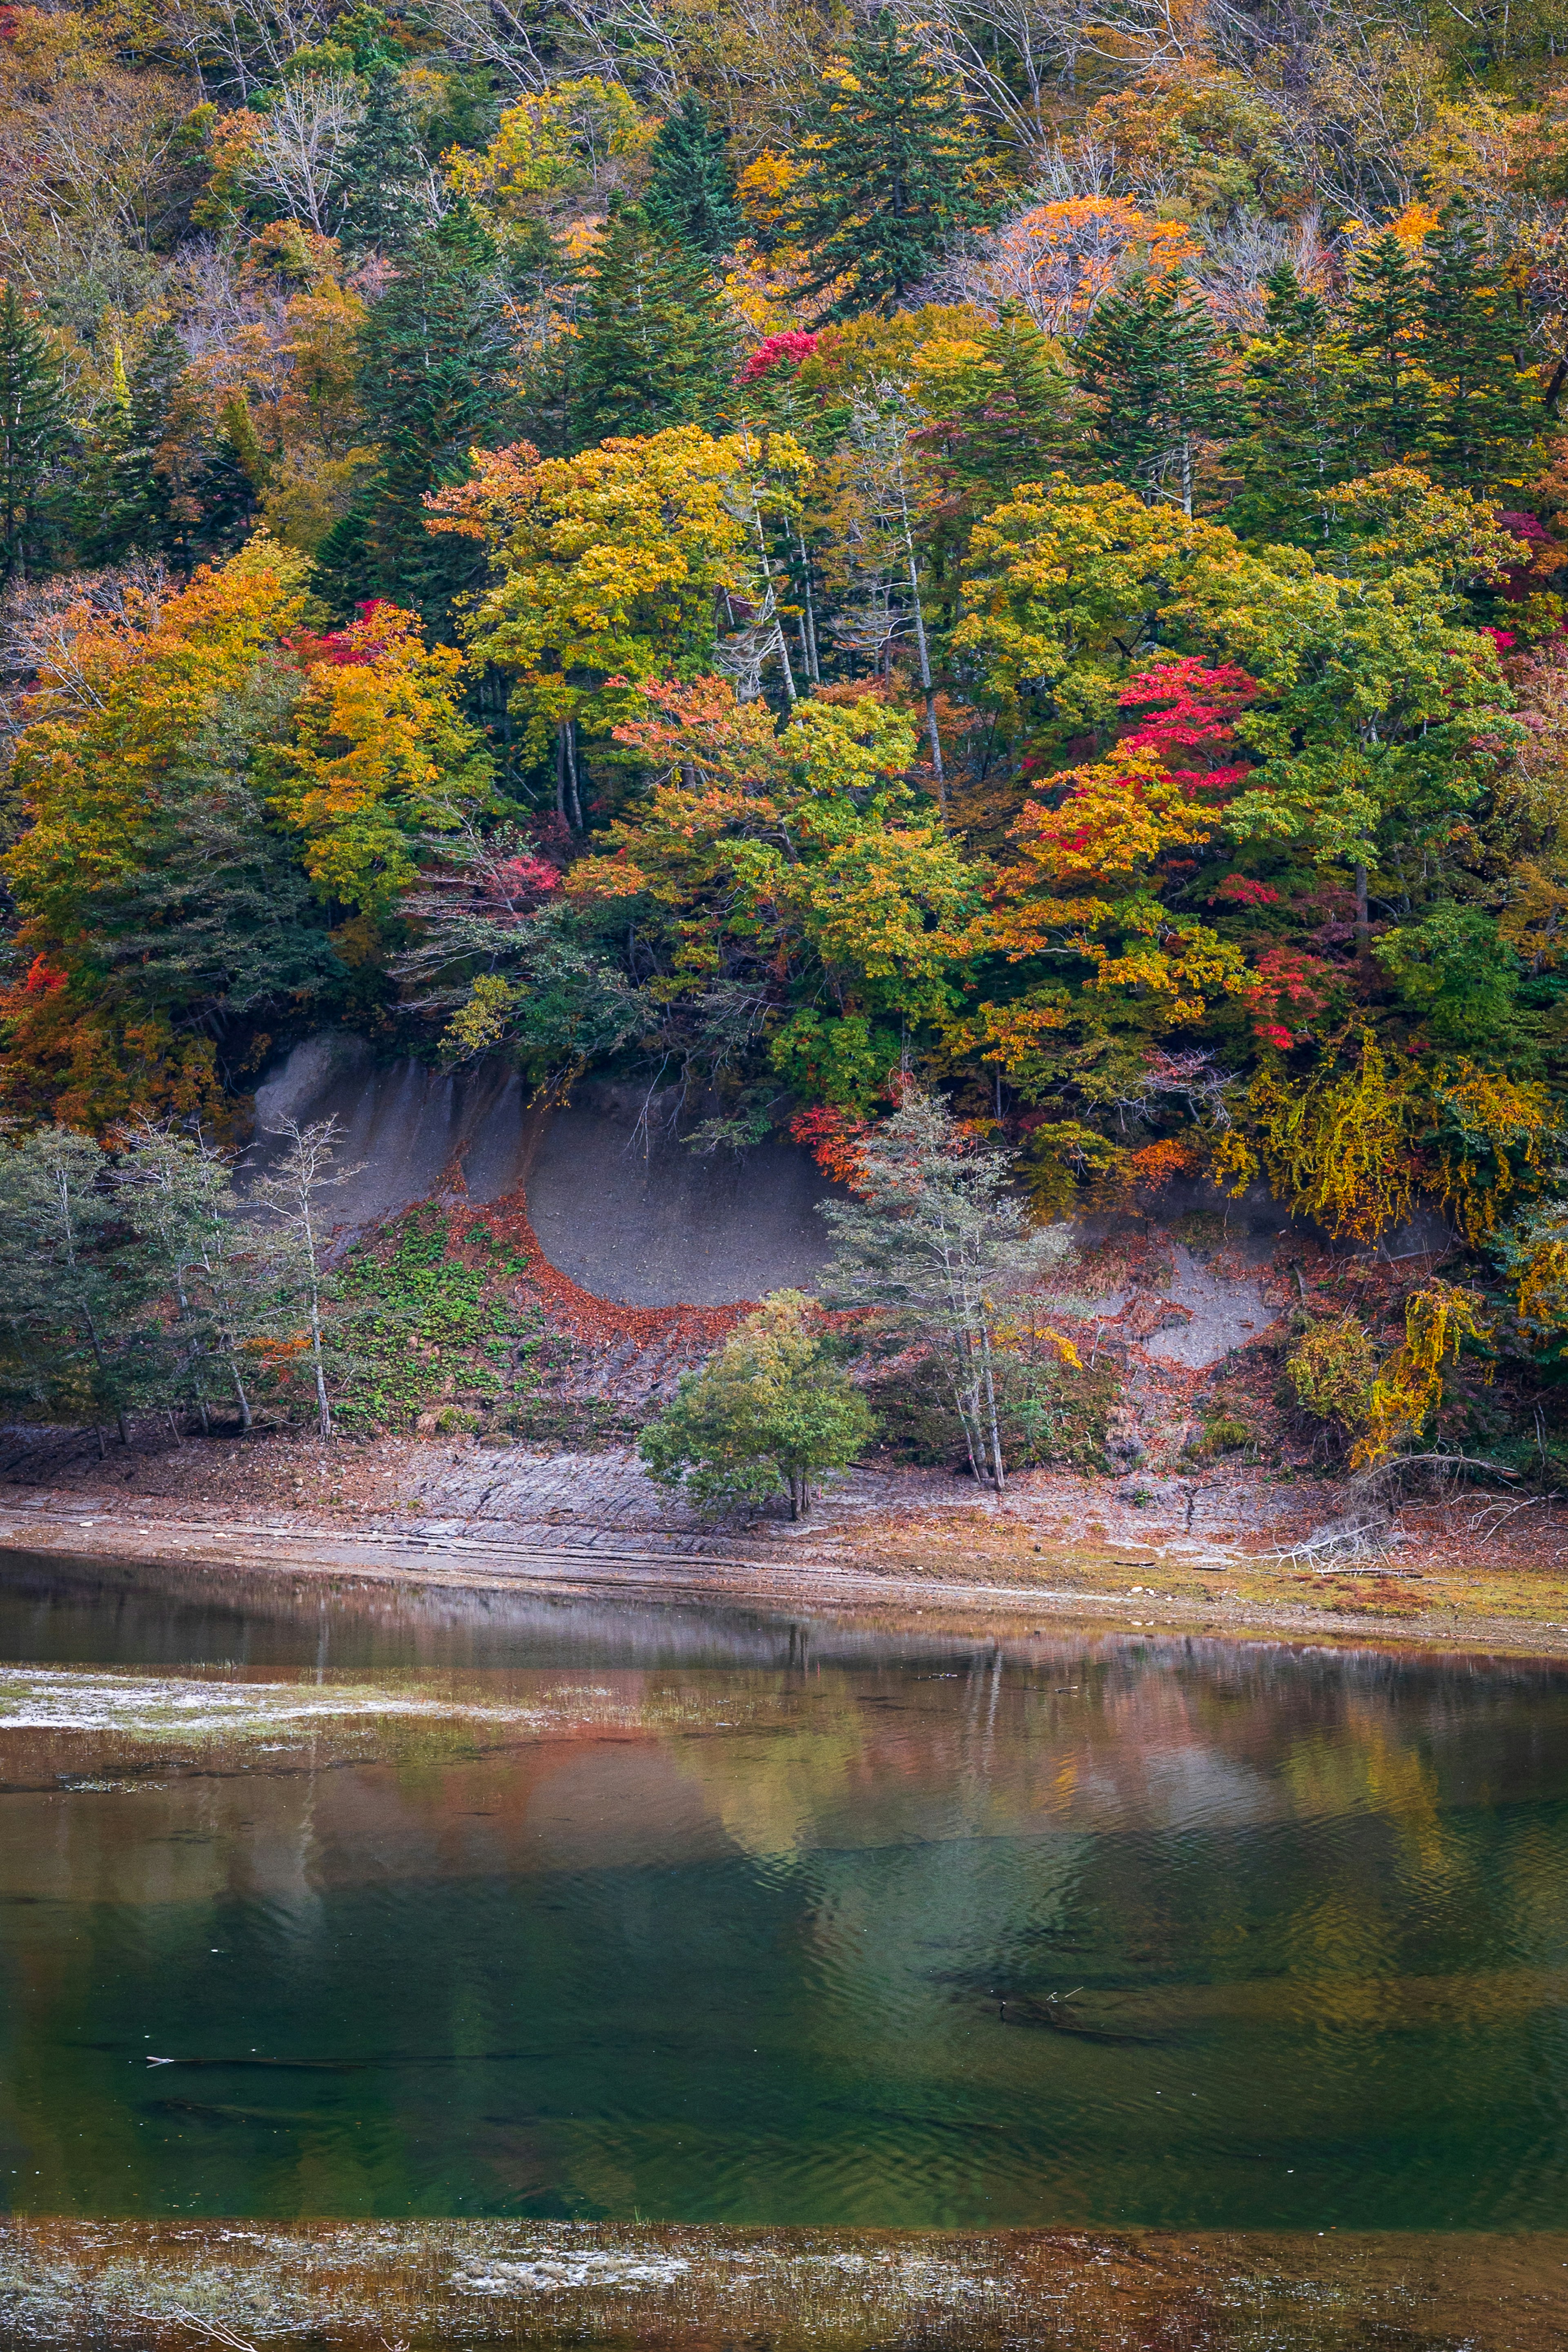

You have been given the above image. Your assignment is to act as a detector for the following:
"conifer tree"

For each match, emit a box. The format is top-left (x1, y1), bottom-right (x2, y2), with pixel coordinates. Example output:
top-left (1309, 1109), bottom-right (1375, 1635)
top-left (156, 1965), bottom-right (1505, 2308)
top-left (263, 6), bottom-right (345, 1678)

top-left (314, 206), bottom-right (519, 626)
top-left (78, 319), bottom-right (185, 567)
top-left (924, 301), bottom-right (1072, 503)
top-left (1343, 229), bottom-right (1432, 468)
top-left (1421, 206), bottom-right (1539, 490)
top-left (0, 281), bottom-right (65, 586)
top-left (644, 91), bottom-right (741, 258)
top-left (569, 204), bottom-right (737, 447)
top-left (337, 66), bottom-right (429, 259)
top-left (787, 11), bottom-right (990, 314)
top-left (1234, 263), bottom-right (1350, 543)
top-left (1076, 272), bottom-right (1229, 514)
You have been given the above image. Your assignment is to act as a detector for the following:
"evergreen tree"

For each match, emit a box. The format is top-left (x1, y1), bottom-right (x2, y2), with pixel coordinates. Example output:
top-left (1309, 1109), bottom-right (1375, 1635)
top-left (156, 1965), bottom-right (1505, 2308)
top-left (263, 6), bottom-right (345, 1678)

top-left (644, 91), bottom-right (742, 257)
top-left (924, 301), bottom-right (1072, 503)
top-left (336, 66), bottom-right (429, 259)
top-left (78, 320), bottom-right (185, 566)
top-left (1421, 206), bottom-right (1539, 490)
top-left (1076, 272), bottom-right (1229, 515)
top-left (314, 206), bottom-right (520, 628)
top-left (787, 11), bottom-right (991, 315)
top-left (569, 203), bottom-right (737, 447)
top-left (1233, 263), bottom-right (1350, 543)
top-left (1343, 229), bottom-right (1432, 469)
top-left (0, 283), bottom-right (65, 586)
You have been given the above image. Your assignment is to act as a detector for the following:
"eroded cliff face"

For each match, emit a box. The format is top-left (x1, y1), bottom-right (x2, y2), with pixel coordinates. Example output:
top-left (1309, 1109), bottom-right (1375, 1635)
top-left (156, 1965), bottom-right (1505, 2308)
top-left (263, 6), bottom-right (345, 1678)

top-left (247, 1033), bottom-right (837, 1308)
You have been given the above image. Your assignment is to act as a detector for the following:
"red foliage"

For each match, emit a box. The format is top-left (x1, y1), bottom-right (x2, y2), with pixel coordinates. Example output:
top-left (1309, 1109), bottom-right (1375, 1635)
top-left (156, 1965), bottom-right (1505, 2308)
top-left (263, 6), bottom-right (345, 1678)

top-left (285, 603), bottom-right (399, 668)
top-left (1211, 875), bottom-right (1281, 908)
top-left (1116, 657), bottom-right (1260, 803)
top-left (740, 330), bottom-right (819, 382)
top-left (788, 1104), bottom-right (869, 1189)
top-left (1241, 945), bottom-right (1333, 1049)
top-left (18, 954), bottom-right (65, 997)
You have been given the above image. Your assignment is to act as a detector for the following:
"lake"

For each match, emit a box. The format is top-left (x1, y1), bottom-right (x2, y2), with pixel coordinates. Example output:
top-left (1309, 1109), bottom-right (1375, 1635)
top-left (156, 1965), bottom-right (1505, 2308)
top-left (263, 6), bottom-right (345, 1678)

top-left (0, 1555), bottom-right (1563, 2232)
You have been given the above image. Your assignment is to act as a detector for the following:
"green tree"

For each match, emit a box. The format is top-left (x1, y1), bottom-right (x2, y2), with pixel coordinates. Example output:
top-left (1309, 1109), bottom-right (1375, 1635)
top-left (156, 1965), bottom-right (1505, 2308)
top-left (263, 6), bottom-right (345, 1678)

top-left (1076, 270), bottom-right (1230, 514)
top-left (1421, 206), bottom-right (1539, 491)
top-left (569, 204), bottom-right (738, 447)
top-left (315, 207), bottom-right (520, 627)
top-left (921, 301), bottom-right (1073, 505)
top-left (1343, 229), bottom-right (1432, 469)
top-left (78, 320), bottom-right (185, 567)
top-left (0, 1127), bottom-right (159, 1448)
top-left (1233, 263), bottom-right (1350, 543)
top-left (639, 1289), bottom-right (872, 1517)
top-left (819, 1089), bottom-right (1069, 1490)
top-left (786, 11), bottom-right (991, 315)
top-left (337, 66), bottom-right (430, 259)
top-left (0, 282), bottom-right (65, 586)
top-left (643, 91), bottom-right (742, 258)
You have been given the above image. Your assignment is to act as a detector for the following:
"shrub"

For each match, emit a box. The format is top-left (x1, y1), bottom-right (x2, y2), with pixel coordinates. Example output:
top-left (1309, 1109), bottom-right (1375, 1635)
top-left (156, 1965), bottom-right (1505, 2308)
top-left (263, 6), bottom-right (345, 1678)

top-left (639, 1290), bottom-right (873, 1519)
top-left (1284, 1314), bottom-right (1376, 1437)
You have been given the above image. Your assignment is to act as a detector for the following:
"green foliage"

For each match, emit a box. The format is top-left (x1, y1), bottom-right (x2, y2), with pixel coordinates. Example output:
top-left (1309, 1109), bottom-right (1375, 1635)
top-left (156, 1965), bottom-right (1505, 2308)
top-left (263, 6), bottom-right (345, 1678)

top-left (0, 282), bottom-right (66, 586)
top-left (569, 205), bottom-right (739, 447)
top-left (643, 93), bottom-right (742, 258)
top-left (332, 1209), bottom-right (540, 1433)
top-left (868, 1345), bottom-right (1112, 1472)
top-left (1075, 270), bottom-right (1228, 514)
top-left (639, 1289), bottom-right (873, 1516)
top-left (786, 11), bottom-right (992, 313)
top-left (337, 69), bottom-right (430, 260)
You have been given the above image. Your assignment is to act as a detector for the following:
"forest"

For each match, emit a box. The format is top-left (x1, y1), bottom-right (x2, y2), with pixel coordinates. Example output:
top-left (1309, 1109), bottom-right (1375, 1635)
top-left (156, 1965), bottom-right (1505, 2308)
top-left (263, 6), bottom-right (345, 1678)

top-left (4, 0), bottom-right (1568, 1461)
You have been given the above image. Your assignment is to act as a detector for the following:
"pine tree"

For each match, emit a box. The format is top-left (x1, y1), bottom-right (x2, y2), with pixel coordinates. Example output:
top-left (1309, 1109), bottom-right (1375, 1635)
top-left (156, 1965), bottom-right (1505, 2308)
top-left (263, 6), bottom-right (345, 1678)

top-left (0, 282), bottom-right (65, 586)
top-left (315, 206), bottom-right (520, 627)
top-left (78, 319), bottom-right (185, 566)
top-left (644, 91), bottom-right (742, 258)
top-left (1076, 272), bottom-right (1230, 515)
top-left (787, 11), bottom-right (991, 315)
top-left (1421, 206), bottom-right (1539, 490)
top-left (337, 66), bottom-right (429, 259)
top-left (569, 204), bottom-right (737, 447)
top-left (1343, 229), bottom-right (1432, 469)
top-left (1233, 263), bottom-right (1350, 543)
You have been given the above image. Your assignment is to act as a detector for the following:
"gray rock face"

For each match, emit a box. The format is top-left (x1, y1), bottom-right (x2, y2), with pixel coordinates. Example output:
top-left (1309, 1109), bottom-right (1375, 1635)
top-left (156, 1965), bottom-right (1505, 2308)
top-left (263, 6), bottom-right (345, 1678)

top-left (248, 1034), bottom-right (835, 1307)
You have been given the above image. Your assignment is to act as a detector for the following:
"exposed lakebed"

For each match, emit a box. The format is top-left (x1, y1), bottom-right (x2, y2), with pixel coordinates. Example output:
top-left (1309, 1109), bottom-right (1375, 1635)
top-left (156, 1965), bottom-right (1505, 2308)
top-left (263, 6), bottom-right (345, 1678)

top-left (0, 1555), bottom-right (1564, 2234)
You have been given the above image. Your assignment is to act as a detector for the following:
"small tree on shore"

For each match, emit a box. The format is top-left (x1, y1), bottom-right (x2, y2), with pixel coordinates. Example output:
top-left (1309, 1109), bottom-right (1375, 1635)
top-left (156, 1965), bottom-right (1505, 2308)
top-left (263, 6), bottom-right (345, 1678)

top-left (818, 1089), bottom-right (1067, 1491)
top-left (248, 1116), bottom-right (362, 1439)
top-left (640, 1290), bottom-right (872, 1518)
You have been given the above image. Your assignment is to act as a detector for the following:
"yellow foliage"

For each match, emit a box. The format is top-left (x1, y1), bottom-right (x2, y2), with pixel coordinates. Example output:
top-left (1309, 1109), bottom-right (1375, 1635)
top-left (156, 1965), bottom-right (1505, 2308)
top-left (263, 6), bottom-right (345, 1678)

top-left (444, 78), bottom-right (644, 223)
top-left (1428, 1060), bottom-right (1551, 1243)
top-left (1247, 1033), bottom-right (1421, 1243)
top-left (1352, 1283), bottom-right (1491, 1467)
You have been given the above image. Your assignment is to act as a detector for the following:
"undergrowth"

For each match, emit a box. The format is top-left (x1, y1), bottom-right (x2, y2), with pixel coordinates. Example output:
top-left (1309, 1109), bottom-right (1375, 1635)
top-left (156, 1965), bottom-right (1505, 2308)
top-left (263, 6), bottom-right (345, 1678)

top-left (866, 1348), bottom-right (1116, 1473)
top-left (331, 1210), bottom-right (543, 1435)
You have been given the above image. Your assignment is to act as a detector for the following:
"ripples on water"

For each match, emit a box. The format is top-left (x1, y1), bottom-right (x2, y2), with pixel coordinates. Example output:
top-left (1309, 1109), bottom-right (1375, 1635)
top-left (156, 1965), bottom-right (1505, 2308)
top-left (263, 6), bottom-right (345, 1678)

top-left (0, 1555), bottom-right (1563, 2230)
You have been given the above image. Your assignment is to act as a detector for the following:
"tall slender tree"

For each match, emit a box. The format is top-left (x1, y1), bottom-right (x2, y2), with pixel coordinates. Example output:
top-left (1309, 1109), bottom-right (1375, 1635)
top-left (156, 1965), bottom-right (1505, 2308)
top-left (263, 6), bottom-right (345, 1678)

top-left (1076, 271), bottom-right (1229, 514)
top-left (0, 283), bottom-right (65, 586)
top-left (786, 11), bottom-right (991, 315)
top-left (643, 91), bottom-right (741, 257)
top-left (1342, 229), bottom-right (1432, 469)
top-left (336, 66), bottom-right (430, 259)
top-left (569, 204), bottom-right (737, 447)
top-left (1421, 206), bottom-right (1539, 490)
top-left (1234, 263), bottom-right (1350, 543)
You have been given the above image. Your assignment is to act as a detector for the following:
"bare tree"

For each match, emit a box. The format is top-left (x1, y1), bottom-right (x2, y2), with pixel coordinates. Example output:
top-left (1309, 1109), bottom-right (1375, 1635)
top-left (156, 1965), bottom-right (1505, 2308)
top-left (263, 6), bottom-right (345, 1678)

top-left (239, 75), bottom-right (365, 235)
top-left (248, 1117), bottom-right (362, 1439)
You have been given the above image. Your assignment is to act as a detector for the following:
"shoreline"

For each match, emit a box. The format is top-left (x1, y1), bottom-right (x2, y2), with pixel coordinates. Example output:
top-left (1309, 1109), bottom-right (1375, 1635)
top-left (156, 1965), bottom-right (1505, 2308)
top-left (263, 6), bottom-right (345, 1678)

top-left (4, 1484), bottom-right (1568, 1661)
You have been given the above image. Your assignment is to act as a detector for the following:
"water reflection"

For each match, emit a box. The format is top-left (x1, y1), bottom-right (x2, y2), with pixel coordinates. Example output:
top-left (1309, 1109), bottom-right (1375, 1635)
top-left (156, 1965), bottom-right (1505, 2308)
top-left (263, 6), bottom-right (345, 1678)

top-left (0, 1555), bottom-right (1562, 2228)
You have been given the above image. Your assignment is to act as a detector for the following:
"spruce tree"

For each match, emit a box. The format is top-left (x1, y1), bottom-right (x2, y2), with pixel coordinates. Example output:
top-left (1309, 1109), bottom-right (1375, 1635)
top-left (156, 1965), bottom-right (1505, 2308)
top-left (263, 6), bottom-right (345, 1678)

top-left (644, 91), bottom-right (741, 258)
top-left (0, 281), bottom-right (65, 586)
top-left (1343, 229), bottom-right (1432, 469)
top-left (337, 66), bottom-right (429, 260)
top-left (1233, 263), bottom-right (1350, 543)
top-left (569, 204), bottom-right (737, 447)
top-left (1421, 205), bottom-right (1539, 490)
top-left (78, 319), bottom-right (185, 566)
top-left (787, 11), bottom-right (991, 314)
top-left (315, 205), bottom-right (520, 628)
top-left (1076, 272), bottom-right (1229, 514)
top-left (925, 301), bottom-right (1072, 502)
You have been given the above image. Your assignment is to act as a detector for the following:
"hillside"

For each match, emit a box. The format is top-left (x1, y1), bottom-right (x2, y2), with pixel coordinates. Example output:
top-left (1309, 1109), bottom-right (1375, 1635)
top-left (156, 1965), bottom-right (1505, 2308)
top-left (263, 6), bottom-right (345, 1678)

top-left (2, 0), bottom-right (1568, 1503)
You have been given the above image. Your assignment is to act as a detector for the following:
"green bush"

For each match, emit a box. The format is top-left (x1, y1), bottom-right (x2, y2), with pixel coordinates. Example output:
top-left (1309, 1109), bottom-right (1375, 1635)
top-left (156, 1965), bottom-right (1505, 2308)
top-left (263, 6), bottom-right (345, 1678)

top-left (332, 1210), bottom-right (541, 1432)
top-left (640, 1291), bottom-right (873, 1518)
top-left (866, 1347), bottom-right (1114, 1472)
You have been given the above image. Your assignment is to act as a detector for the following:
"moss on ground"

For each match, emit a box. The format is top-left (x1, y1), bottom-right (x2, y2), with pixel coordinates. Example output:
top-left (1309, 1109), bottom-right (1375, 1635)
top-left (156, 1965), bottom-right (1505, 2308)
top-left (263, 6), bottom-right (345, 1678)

top-left (332, 1210), bottom-right (543, 1435)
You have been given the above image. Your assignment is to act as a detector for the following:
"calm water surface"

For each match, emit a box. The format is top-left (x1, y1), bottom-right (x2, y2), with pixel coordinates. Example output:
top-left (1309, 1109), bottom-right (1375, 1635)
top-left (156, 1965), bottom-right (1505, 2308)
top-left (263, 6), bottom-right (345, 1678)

top-left (0, 1557), bottom-right (1564, 2230)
